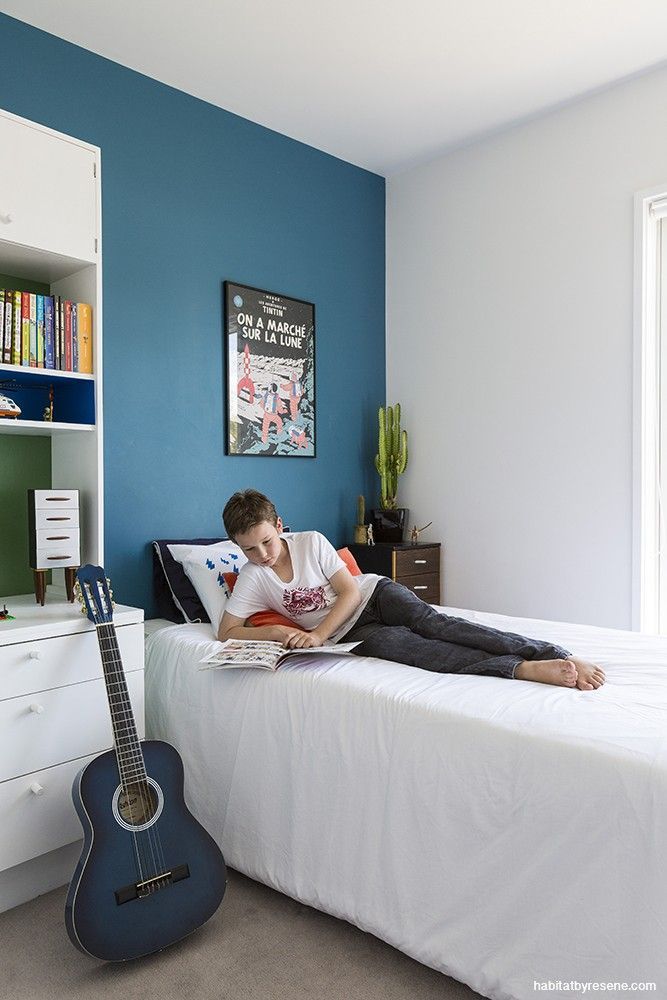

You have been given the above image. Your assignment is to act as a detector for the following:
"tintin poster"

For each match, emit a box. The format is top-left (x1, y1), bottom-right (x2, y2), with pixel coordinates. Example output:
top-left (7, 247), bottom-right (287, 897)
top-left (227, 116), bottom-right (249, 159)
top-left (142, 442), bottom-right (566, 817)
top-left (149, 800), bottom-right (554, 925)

top-left (224, 282), bottom-right (315, 457)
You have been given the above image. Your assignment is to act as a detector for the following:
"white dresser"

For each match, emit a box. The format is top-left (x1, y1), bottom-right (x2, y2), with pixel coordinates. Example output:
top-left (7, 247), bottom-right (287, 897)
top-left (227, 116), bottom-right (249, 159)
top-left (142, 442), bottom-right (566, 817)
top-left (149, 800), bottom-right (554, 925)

top-left (0, 594), bottom-right (144, 912)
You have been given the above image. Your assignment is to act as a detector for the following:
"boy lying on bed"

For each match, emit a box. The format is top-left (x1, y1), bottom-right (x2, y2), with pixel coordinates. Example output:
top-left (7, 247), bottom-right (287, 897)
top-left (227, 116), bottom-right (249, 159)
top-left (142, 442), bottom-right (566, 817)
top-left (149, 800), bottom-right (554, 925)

top-left (218, 490), bottom-right (605, 691)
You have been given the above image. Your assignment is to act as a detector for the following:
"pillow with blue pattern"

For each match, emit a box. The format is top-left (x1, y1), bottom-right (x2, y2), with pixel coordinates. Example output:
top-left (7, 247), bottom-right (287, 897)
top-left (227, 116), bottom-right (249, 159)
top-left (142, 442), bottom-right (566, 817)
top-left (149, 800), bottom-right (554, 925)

top-left (168, 541), bottom-right (247, 631)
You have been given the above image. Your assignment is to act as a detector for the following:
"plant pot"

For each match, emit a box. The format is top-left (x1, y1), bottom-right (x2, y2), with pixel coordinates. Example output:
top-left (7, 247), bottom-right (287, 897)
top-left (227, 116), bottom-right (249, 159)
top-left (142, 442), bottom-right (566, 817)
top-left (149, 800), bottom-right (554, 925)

top-left (370, 508), bottom-right (409, 543)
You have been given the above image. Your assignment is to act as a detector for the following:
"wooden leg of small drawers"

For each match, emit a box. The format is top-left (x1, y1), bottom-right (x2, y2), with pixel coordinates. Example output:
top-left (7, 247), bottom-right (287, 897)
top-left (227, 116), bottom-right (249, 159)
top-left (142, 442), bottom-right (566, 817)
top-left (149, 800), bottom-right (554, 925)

top-left (33, 570), bottom-right (46, 606)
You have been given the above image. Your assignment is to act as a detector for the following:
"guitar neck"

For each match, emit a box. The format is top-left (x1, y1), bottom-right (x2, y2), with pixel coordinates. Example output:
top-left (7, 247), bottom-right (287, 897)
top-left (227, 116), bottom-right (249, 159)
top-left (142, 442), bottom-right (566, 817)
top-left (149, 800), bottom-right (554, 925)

top-left (96, 621), bottom-right (145, 784)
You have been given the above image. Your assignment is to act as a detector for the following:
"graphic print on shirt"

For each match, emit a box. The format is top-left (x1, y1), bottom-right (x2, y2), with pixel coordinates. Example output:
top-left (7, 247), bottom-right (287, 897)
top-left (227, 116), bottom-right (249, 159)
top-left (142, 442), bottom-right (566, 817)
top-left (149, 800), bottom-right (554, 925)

top-left (283, 586), bottom-right (328, 617)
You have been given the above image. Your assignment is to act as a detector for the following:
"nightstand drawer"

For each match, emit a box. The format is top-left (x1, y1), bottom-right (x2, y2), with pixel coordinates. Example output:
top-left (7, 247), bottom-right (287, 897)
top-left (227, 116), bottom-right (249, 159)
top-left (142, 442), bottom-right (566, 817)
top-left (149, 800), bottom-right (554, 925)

top-left (0, 670), bottom-right (145, 782)
top-left (397, 573), bottom-right (440, 603)
top-left (0, 753), bottom-right (97, 872)
top-left (0, 623), bottom-right (144, 700)
top-left (394, 546), bottom-right (440, 577)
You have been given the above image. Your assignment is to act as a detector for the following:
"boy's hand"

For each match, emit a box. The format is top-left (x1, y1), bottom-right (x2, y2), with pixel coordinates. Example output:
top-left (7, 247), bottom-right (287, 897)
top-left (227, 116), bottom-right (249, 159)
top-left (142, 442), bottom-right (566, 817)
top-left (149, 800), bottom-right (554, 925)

top-left (291, 630), bottom-right (325, 649)
top-left (271, 626), bottom-right (324, 649)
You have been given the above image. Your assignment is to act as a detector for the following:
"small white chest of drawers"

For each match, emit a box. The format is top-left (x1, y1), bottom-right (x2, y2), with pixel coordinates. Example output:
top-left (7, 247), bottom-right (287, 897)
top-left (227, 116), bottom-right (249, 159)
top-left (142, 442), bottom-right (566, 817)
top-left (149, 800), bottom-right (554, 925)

top-left (0, 593), bottom-right (144, 911)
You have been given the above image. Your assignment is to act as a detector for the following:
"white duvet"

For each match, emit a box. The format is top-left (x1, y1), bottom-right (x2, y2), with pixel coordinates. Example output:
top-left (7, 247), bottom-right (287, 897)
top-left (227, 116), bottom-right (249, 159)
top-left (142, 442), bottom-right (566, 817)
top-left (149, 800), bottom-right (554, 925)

top-left (144, 608), bottom-right (667, 1000)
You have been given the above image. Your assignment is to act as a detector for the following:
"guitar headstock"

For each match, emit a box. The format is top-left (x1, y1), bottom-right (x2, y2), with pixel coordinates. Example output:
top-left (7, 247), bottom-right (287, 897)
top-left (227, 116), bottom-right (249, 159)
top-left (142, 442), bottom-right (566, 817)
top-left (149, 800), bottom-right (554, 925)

top-left (75, 565), bottom-right (114, 625)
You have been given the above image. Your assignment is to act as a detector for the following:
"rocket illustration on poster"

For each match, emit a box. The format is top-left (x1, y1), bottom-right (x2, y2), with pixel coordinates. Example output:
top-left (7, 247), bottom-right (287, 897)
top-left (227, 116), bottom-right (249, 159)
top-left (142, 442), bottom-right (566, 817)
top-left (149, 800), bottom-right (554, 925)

top-left (224, 282), bottom-right (315, 457)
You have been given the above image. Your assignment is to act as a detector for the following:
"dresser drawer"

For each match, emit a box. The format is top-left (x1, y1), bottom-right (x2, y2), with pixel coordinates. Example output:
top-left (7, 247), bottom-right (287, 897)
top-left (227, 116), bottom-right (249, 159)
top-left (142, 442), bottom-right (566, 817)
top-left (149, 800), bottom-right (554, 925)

top-left (396, 573), bottom-right (440, 603)
top-left (0, 753), bottom-right (97, 872)
top-left (0, 670), bottom-right (144, 782)
top-left (33, 547), bottom-right (79, 569)
top-left (34, 509), bottom-right (79, 530)
top-left (36, 528), bottom-right (80, 549)
top-left (394, 546), bottom-right (440, 578)
top-left (0, 623), bottom-right (143, 700)
top-left (32, 489), bottom-right (79, 509)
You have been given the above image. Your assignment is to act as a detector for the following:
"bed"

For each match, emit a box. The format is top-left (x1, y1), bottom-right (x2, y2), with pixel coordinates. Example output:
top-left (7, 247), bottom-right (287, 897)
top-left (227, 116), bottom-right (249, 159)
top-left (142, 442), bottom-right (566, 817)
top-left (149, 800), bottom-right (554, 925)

top-left (144, 606), bottom-right (667, 1000)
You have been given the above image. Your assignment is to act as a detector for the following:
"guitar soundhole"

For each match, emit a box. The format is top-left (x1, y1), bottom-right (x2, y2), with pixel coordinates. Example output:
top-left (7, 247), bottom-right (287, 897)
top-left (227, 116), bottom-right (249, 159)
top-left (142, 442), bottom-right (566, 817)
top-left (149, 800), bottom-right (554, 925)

top-left (117, 782), bottom-right (159, 827)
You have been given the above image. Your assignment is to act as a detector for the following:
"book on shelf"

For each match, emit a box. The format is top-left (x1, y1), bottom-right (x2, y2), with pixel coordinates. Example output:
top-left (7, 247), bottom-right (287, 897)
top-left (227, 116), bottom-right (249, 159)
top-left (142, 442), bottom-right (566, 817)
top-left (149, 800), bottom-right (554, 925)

top-left (64, 298), bottom-right (72, 372)
top-left (21, 292), bottom-right (30, 366)
top-left (71, 298), bottom-right (78, 372)
top-left (0, 291), bottom-right (5, 364)
top-left (200, 638), bottom-right (357, 672)
top-left (11, 290), bottom-right (21, 365)
top-left (44, 295), bottom-right (54, 370)
top-left (36, 294), bottom-right (45, 368)
top-left (29, 292), bottom-right (37, 367)
top-left (57, 296), bottom-right (64, 370)
top-left (5, 291), bottom-right (13, 364)
top-left (0, 287), bottom-right (93, 374)
top-left (77, 302), bottom-right (93, 374)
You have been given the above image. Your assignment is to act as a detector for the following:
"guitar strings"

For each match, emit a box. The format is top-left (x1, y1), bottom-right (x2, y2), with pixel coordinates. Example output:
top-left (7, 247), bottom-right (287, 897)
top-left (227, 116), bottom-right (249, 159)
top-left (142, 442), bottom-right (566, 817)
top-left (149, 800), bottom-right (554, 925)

top-left (99, 623), bottom-right (166, 885)
top-left (85, 581), bottom-right (166, 888)
top-left (99, 622), bottom-right (163, 885)
top-left (88, 598), bottom-right (148, 885)
top-left (99, 621), bottom-right (167, 883)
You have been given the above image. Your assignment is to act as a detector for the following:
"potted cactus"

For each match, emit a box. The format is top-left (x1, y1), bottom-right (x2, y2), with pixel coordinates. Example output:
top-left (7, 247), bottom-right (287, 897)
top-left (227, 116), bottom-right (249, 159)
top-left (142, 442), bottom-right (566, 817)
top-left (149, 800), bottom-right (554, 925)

top-left (372, 403), bottom-right (409, 542)
top-left (354, 495), bottom-right (367, 544)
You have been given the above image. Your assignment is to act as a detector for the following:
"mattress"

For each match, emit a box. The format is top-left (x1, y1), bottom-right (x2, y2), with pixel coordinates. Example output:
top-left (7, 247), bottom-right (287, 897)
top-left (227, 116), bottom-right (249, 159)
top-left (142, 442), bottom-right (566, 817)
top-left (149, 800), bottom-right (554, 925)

top-left (144, 607), bottom-right (667, 1000)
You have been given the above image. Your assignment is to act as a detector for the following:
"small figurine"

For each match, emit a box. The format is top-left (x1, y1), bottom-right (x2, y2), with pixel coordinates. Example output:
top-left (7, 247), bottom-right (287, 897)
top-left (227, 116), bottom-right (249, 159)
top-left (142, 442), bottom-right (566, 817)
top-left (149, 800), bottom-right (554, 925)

top-left (0, 603), bottom-right (14, 621)
top-left (410, 521), bottom-right (433, 545)
top-left (366, 523), bottom-right (375, 546)
top-left (42, 386), bottom-right (54, 421)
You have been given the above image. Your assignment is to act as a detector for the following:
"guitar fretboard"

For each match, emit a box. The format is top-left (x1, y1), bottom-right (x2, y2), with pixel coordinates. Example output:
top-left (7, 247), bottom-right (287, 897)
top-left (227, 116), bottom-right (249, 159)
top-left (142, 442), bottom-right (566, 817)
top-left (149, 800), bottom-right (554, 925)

top-left (97, 622), bottom-right (146, 785)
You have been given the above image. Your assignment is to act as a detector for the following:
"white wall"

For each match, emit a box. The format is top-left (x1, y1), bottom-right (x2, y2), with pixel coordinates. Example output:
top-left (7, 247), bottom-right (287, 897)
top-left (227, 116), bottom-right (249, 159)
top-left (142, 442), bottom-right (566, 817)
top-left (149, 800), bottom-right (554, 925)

top-left (387, 66), bottom-right (667, 628)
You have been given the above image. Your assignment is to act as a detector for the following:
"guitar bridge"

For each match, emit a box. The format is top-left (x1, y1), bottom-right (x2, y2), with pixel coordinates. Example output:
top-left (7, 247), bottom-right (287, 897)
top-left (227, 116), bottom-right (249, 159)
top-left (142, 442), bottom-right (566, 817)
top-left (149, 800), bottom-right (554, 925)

top-left (115, 863), bottom-right (190, 905)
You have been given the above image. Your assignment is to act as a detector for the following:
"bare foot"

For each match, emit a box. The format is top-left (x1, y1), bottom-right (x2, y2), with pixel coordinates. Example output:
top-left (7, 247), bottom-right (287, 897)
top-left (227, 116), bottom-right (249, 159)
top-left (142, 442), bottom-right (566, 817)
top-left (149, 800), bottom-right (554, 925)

top-left (515, 658), bottom-right (578, 687)
top-left (570, 657), bottom-right (605, 691)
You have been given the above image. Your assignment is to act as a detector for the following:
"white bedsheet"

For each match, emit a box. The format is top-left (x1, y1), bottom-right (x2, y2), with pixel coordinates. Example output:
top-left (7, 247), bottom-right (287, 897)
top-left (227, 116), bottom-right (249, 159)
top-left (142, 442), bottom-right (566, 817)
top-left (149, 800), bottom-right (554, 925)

top-left (144, 608), bottom-right (667, 1000)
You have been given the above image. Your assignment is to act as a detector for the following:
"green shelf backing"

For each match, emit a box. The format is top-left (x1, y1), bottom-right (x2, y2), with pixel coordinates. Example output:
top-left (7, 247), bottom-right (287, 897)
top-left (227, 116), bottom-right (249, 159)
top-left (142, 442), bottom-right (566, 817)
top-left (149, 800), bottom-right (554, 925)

top-left (0, 435), bottom-right (51, 597)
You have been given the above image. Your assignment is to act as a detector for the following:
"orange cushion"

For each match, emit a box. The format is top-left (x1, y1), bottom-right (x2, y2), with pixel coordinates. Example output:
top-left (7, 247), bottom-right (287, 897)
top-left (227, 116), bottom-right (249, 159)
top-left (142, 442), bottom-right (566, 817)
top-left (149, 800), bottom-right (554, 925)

top-left (247, 609), bottom-right (299, 628)
top-left (337, 546), bottom-right (362, 576)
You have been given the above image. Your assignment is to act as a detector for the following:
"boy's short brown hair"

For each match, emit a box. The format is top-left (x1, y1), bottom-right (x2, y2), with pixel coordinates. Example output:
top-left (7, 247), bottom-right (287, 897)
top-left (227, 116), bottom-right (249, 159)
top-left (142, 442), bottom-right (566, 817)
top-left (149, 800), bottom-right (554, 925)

top-left (223, 489), bottom-right (278, 540)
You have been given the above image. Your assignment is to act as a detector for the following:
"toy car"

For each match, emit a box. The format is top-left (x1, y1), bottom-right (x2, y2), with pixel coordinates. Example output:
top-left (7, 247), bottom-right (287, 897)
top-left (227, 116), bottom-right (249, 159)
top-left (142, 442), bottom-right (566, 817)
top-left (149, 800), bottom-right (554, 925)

top-left (0, 394), bottom-right (21, 418)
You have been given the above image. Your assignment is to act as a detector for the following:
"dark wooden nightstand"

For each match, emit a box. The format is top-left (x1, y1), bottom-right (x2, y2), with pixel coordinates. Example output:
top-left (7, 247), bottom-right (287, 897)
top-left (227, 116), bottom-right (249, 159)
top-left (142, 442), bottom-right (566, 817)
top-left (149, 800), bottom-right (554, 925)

top-left (348, 542), bottom-right (441, 604)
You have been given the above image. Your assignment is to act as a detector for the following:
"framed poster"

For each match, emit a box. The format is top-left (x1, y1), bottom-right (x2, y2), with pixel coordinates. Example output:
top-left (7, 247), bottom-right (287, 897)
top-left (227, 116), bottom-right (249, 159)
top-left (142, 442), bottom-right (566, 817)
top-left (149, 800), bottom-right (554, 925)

top-left (224, 281), bottom-right (315, 457)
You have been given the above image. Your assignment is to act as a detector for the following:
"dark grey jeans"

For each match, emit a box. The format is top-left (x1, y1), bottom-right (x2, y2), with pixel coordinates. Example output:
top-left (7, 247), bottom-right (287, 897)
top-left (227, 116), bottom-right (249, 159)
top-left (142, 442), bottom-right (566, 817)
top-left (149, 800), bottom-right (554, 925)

top-left (340, 578), bottom-right (571, 679)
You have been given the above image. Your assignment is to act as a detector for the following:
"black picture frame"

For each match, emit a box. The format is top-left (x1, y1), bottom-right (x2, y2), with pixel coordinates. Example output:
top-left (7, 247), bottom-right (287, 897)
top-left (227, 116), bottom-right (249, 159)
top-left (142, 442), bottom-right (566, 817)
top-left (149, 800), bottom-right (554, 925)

top-left (223, 281), bottom-right (316, 457)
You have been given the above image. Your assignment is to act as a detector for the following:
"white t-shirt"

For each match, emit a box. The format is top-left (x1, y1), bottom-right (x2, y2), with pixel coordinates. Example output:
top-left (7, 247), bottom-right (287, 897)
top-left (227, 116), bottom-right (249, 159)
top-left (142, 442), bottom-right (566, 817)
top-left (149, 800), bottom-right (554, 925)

top-left (225, 531), bottom-right (381, 642)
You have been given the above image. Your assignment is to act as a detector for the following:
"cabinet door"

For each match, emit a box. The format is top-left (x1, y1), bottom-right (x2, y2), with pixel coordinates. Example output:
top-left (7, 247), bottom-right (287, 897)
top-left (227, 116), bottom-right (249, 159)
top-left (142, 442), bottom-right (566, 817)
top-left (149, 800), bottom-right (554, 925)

top-left (0, 113), bottom-right (97, 262)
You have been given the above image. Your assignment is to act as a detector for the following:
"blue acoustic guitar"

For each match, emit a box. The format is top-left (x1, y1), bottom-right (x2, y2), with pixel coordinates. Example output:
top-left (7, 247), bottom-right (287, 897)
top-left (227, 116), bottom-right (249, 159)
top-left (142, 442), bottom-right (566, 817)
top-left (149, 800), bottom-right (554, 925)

top-left (65, 565), bottom-right (227, 961)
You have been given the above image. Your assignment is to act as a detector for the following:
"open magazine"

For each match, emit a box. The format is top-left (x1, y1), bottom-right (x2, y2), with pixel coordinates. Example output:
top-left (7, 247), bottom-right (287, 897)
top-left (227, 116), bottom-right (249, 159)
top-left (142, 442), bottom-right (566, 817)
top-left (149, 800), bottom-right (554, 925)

top-left (200, 639), bottom-right (359, 672)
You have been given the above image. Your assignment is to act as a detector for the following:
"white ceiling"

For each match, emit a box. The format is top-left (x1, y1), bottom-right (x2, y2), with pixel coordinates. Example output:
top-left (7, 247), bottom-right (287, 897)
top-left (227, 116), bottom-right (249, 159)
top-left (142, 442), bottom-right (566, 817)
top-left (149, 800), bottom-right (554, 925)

top-left (3, 0), bottom-right (667, 176)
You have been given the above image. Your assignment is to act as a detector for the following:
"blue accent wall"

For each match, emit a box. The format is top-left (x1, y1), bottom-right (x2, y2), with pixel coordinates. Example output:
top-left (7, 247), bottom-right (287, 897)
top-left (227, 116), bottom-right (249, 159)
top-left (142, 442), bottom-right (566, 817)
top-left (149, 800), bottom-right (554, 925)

top-left (0, 14), bottom-right (385, 614)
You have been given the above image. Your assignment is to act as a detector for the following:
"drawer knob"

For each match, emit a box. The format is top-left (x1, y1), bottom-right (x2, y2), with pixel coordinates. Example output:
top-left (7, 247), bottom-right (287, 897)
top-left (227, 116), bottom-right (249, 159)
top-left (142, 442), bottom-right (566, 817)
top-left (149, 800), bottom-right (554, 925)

top-left (413, 585), bottom-right (428, 590)
top-left (29, 703), bottom-right (45, 714)
top-left (29, 782), bottom-right (44, 796)
top-left (28, 650), bottom-right (43, 660)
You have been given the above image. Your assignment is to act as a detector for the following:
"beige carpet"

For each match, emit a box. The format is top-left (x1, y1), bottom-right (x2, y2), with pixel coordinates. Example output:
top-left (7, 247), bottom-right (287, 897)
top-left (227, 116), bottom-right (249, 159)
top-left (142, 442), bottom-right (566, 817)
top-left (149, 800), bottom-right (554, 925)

top-left (0, 868), bottom-right (483, 1000)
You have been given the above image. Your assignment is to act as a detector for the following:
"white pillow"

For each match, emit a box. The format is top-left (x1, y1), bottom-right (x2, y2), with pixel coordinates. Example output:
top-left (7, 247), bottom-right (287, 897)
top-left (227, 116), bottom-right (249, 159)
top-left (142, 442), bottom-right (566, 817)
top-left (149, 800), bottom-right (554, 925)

top-left (167, 541), bottom-right (247, 631)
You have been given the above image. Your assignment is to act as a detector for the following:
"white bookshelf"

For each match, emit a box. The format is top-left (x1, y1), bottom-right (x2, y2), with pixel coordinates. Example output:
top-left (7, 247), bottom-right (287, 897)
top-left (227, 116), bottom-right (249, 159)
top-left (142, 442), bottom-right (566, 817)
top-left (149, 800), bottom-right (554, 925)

top-left (0, 107), bottom-right (103, 580)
